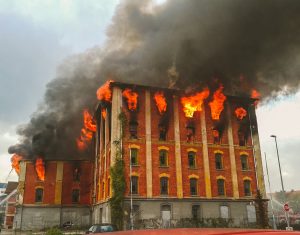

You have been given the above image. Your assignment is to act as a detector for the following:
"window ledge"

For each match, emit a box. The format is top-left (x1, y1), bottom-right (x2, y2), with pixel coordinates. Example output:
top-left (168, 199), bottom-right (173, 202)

top-left (241, 169), bottom-right (251, 172)
top-left (188, 167), bottom-right (198, 170)
top-left (159, 166), bottom-right (169, 168)
top-left (216, 169), bottom-right (225, 171)
top-left (131, 165), bottom-right (140, 167)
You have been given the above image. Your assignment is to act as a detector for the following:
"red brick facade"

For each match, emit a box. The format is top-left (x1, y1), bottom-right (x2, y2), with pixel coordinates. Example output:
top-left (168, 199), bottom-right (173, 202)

top-left (22, 161), bottom-right (93, 206)
top-left (95, 83), bottom-right (260, 205)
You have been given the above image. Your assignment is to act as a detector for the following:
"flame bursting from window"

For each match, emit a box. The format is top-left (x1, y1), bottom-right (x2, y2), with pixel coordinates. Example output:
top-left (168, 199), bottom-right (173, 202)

top-left (76, 109), bottom-right (96, 151)
top-left (181, 88), bottom-right (210, 118)
top-left (123, 88), bottom-right (138, 111)
top-left (96, 80), bottom-right (114, 102)
top-left (101, 108), bottom-right (107, 119)
top-left (35, 157), bottom-right (45, 181)
top-left (235, 107), bottom-right (247, 120)
top-left (11, 154), bottom-right (22, 175)
top-left (154, 91), bottom-right (167, 114)
top-left (209, 85), bottom-right (227, 120)
top-left (251, 89), bottom-right (261, 106)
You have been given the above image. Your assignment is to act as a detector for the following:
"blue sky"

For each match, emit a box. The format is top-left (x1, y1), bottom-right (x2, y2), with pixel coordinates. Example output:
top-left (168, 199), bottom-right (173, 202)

top-left (0, 0), bottom-right (299, 194)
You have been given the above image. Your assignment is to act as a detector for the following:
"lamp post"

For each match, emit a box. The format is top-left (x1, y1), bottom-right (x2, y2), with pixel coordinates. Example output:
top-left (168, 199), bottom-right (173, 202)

top-left (270, 135), bottom-right (290, 228)
top-left (264, 152), bottom-right (277, 229)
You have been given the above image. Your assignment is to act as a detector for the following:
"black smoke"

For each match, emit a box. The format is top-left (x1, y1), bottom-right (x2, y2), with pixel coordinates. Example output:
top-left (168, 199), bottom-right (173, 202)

top-left (9, 0), bottom-right (300, 159)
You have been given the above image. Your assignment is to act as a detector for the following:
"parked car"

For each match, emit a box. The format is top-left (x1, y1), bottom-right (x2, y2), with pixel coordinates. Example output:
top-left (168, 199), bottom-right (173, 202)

top-left (86, 224), bottom-right (117, 233)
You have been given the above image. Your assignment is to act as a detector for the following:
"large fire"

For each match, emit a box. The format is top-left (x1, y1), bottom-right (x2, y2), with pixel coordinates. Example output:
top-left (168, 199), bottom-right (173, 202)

top-left (76, 109), bottom-right (96, 151)
top-left (123, 88), bottom-right (138, 111)
top-left (11, 154), bottom-right (22, 175)
top-left (83, 109), bottom-right (96, 132)
top-left (209, 85), bottom-right (227, 120)
top-left (154, 91), bottom-right (167, 114)
top-left (235, 107), bottom-right (247, 120)
top-left (181, 88), bottom-right (210, 118)
top-left (35, 157), bottom-right (45, 181)
top-left (96, 80), bottom-right (114, 102)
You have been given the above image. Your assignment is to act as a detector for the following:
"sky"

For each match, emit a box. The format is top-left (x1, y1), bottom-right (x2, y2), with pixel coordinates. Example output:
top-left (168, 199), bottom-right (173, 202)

top-left (0, 0), bottom-right (299, 194)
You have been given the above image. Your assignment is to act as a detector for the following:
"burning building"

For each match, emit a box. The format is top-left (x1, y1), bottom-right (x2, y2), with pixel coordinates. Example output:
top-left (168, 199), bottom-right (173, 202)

top-left (13, 80), bottom-right (266, 230)
top-left (92, 81), bottom-right (266, 228)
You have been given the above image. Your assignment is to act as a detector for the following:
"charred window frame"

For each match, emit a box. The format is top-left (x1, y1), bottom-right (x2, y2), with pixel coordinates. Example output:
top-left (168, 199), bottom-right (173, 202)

top-left (129, 120), bottom-right (138, 139)
top-left (160, 177), bottom-right (169, 195)
top-left (190, 178), bottom-right (198, 196)
top-left (73, 167), bottom-right (80, 182)
top-left (215, 153), bottom-right (223, 170)
top-left (241, 154), bottom-right (249, 170)
top-left (130, 148), bottom-right (138, 166)
top-left (217, 179), bottom-right (225, 196)
top-left (159, 150), bottom-right (168, 167)
top-left (159, 124), bottom-right (167, 141)
top-left (35, 188), bottom-right (43, 203)
top-left (72, 189), bottom-right (80, 203)
top-left (244, 180), bottom-right (251, 196)
top-left (188, 151), bottom-right (196, 168)
top-left (131, 176), bottom-right (138, 195)
top-left (213, 129), bottom-right (220, 144)
top-left (238, 131), bottom-right (246, 146)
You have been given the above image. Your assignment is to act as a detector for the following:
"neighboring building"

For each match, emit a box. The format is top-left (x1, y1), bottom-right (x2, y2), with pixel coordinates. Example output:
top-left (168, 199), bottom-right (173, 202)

top-left (3, 182), bottom-right (18, 229)
top-left (92, 82), bottom-right (266, 228)
top-left (0, 183), bottom-right (7, 196)
top-left (0, 183), bottom-right (7, 226)
top-left (14, 161), bottom-right (93, 230)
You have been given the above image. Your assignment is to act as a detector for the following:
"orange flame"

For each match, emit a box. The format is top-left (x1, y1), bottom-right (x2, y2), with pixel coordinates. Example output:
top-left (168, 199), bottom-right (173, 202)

top-left (76, 109), bottom-right (96, 151)
top-left (83, 109), bottom-right (96, 132)
top-left (251, 89), bottom-right (261, 106)
top-left (35, 158), bottom-right (45, 181)
top-left (96, 80), bottom-right (114, 102)
top-left (154, 91), bottom-right (167, 114)
top-left (101, 108), bottom-right (107, 119)
top-left (235, 107), bottom-right (247, 120)
top-left (209, 85), bottom-right (227, 120)
top-left (11, 154), bottom-right (22, 174)
top-left (181, 88), bottom-right (210, 118)
top-left (122, 88), bottom-right (138, 111)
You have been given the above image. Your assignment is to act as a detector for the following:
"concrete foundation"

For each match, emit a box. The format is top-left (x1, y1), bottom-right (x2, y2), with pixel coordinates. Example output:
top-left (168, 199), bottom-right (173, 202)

top-left (14, 206), bottom-right (91, 230)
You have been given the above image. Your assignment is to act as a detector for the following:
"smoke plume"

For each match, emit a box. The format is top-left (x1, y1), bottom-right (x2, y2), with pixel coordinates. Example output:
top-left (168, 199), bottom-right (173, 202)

top-left (9, 0), bottom-right (300, 160)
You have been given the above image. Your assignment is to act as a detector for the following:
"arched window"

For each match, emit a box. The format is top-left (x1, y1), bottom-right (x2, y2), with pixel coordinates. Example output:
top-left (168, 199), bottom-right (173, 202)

top-left (160, 177), bottom-right (169, 195)
top-left (215, 152), bottom-right (223, 170)
top-left (72, 189), bottom-right (80, 203)
top-left (131, 176), bottom-right (138, 194)
top-left (241, 154), bottom-right (249, 170)
top-left (130, 148), bottom-right (138, 166)
top-left (190, 178), bottom-right (198, 196)
top-left (188, 151), bottom-right (196, 168)
top-left (244, 180), bottom-right (251, 196)
top-left (35, 188), bottom-right (43, 203)
top-left (217, 179), bottom-right (225, 196)
top-left (159, 150), bottom-right (168, 167)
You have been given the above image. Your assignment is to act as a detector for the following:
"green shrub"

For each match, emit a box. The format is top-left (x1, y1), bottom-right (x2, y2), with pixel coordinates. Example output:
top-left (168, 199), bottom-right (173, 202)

top-left (45, 228), bottom-right (63, 235)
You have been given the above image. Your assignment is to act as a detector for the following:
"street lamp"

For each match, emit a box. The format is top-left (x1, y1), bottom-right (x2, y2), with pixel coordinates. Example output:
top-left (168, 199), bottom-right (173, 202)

top-left (270, 135), bottom-right (290, 228)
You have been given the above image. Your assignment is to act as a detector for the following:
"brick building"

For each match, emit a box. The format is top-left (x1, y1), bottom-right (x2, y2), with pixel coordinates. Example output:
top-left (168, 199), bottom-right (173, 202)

top-left (92, 82), bottom-right (266, 228)
top-left (14, 82), bottom-right (266, 230)
top-left (14, 160), bottom-right (93, 230)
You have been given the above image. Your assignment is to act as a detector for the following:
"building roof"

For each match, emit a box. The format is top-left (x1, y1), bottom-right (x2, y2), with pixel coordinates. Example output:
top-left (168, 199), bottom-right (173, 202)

top-left (4, 181), bottom-right (18, 194)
